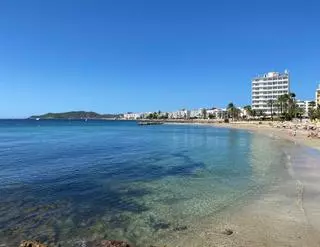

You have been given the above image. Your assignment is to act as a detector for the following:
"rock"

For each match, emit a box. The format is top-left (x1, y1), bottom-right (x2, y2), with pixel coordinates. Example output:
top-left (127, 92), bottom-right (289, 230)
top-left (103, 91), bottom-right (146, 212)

top-left (173, 225), bottom-right (188, 231)
top-left (222, 228), bottom-right (234, 235)
top-left (19, 240), bottom-right (48, 247)
top-left (94, 240), bottom-right (132, 247)
top-left (91, 240), bottom-right (166, 247)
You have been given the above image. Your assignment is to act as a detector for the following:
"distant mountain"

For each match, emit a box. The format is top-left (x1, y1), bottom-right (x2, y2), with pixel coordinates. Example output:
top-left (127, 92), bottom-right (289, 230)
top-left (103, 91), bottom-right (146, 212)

top-left (29, 111), bottom-right (122, 119)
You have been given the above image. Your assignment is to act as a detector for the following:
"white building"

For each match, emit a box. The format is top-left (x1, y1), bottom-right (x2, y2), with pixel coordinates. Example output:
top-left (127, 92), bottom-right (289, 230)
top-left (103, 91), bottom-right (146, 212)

top-left (296, 100), bottom-right (315, 117)
top-left (316, 84), bottom-right (320, 107)
top-left (206, 109), bottom-right (215, 118)
top-left (123, 112), bottom-right (142, 120)
top-left (238, 107), bottom-right (248, 118)
top-left (189, 109), bottom-right (202, 119)
top-left (207, 108), bottom-right (227, 119)
top-left (168, 110), bottom-right (190, 119)
top-left (252, 71), bottom-right (290, 115)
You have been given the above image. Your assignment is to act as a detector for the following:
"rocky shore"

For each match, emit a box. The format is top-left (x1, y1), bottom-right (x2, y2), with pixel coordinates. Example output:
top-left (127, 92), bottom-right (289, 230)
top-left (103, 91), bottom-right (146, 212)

top-left (19, 240), bottom-right (164, 247)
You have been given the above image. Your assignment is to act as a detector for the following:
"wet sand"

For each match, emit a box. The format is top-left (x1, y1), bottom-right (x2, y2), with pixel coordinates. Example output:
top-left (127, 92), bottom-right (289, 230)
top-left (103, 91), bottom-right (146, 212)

top-left (163, 122), bottom-right (320, 246)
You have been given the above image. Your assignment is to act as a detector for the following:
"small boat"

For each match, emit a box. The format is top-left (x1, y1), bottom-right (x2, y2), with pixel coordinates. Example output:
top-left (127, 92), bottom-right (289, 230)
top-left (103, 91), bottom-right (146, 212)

top-left (36, 118), bottom-right (40, 121)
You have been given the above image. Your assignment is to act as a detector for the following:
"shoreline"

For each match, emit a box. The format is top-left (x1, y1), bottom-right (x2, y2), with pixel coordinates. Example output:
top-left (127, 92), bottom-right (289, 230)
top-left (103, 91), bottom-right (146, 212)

top-left (213, 122), bottom-right (320, 151)
top-left (161, 120), bottom-right (320, 151)
top-left (3, 120), bottom-right (320, 247)
top-left (158, 121), bottom-right (320, 247)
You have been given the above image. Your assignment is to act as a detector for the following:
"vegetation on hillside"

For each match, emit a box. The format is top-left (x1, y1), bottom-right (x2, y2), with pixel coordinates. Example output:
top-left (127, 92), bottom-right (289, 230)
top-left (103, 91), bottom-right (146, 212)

top-left (29, 111), bottom-right (121, 119)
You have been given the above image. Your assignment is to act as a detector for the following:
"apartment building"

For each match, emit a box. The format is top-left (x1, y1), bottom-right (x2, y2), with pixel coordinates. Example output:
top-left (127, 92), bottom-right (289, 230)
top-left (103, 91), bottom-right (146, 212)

top-left (296, 100), bottom-right (315, 117)
top-left (316, 84), bottom-right (320, 107)
top-left (168, 110), bottom-right (190, 119)
top-left (123, 112), bottom-right (142, 120)
top-left (252, 71), bottom-right (290, 115)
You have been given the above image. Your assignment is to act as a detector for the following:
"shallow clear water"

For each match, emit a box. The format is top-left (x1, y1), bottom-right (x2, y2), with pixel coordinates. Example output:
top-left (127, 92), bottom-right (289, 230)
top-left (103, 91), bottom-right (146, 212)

top-left (0, 120), bottom-right (292, 246)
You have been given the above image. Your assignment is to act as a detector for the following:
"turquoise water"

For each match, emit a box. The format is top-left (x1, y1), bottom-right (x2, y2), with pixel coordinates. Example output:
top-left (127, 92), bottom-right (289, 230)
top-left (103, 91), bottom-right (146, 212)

top-left (0, 120), bottom-right (290, 246)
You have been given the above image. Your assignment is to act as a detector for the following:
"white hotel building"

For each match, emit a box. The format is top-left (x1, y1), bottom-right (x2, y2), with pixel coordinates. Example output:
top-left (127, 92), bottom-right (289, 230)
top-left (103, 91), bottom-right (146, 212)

top-left (252, 71), bottom-right (290, 115)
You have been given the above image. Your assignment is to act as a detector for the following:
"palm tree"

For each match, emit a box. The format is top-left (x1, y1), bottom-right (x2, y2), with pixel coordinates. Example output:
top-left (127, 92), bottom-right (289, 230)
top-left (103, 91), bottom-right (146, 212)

top-left (277, 95), bottom-right (283, 114)
top-left (243, 105), bottom-right (252, 117)
top-left (290, 92), bottom-right (296, 99)
top-left (227, 102), bottom-right (236, 121)
top-left (277, 93), bottom-right (296, 119)
top-left (267, 99), bottom-right (274, 121)
top-left (201, 108), bottom-right (207, 119)
top-left (234, 108), bottom-right (241, 120)
top-left (295, 106), bottom-right (304, 120)
top-left (277, 95), bottom-right (286, 115)
top-left (309, 106), bottom-right (320, 120)
top-left (282, 94), bottom-right (291, 114)
top-left (252, 109), bottom-right (257, 117)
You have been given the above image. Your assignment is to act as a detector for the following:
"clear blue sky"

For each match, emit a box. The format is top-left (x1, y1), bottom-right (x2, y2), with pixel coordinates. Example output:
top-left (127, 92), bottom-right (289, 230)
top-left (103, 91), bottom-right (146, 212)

top-left (0, 0), bottom-right (319, 118)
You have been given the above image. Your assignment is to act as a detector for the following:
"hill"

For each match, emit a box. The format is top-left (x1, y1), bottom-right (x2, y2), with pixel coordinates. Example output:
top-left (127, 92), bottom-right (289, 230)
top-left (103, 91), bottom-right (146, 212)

top-left (29, 111), bottom-right (122, 119)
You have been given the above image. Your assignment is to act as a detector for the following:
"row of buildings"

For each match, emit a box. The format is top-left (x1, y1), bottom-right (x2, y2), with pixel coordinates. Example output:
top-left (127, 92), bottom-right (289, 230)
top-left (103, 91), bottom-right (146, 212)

top-left (123, 71), bottom-right (320, 120)
top-left (251, 70), bottom-right (320, 117)
top-left (123, 107), bottom-right (247, 120)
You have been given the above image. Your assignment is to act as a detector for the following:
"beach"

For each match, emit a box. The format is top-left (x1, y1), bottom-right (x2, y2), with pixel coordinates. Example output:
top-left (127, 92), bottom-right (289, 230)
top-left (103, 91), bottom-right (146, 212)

top-left (211, 121), bottom-right (320, 151)
top-left (163, 120), bottom-right (320, 151)
top-left (1, 120), bottom-right (320, 247)
top-left (160, 121), bottom-right (320, 247)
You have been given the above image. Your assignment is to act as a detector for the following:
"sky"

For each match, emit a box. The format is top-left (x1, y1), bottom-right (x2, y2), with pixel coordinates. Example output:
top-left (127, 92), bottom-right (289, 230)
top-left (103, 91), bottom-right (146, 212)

top-left (0, 0), bottom-right (319, 118)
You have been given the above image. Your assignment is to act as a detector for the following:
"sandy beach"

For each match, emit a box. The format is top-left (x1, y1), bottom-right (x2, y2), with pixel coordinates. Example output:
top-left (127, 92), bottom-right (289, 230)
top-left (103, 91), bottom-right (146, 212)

top-left (163, 120), bottom-right (320, 151)
top-left (210, 121), bottom-right (320, 151)
top-left (161, 121), bottom-right (320, 247)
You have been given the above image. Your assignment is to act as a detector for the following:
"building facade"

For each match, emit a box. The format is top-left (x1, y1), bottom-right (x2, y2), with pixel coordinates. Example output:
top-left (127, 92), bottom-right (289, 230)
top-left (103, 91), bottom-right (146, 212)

top-left (316, 84), bottom-right (320, 107)
top-left (189, 109), bottom-right (202, 119)
top-left (252, 71), bottom-right (290, 115)
top-left (296, 100), bottom-right (315, 117)
top-left (123, 112), bottom-right (142, 120)
top-left (168, 110), bottom-right (190, 119)
top-left (206, 108), bottom-right (228, 119)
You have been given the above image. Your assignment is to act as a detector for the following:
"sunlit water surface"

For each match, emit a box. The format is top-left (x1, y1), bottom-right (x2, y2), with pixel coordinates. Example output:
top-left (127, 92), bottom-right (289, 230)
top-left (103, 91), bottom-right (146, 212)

top-left (0, 120), bottom-right (298, 246)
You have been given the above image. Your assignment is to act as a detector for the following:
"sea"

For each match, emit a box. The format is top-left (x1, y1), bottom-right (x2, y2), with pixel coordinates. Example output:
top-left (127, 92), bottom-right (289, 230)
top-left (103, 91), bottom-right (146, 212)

top-left (0, 119), bottom-right (308, 246)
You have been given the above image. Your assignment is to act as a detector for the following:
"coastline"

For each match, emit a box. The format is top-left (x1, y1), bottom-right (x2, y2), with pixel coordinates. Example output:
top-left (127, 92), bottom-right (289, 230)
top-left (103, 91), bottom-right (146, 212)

top-left (211, 122), bottom-right (320, 151)
top-left (159, 120), bottom-right (320, 246)
top-left (3, 120), bottom-right (320, 247)
top-left (159, 120), bottom-right (320, 151)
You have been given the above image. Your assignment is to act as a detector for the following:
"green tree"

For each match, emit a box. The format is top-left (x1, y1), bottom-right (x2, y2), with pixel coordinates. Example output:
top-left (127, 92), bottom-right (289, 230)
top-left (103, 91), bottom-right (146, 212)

top-left (243, 105), bottom-right (252, 117)
top-left (252, 109), bottom-right (257, 117)
top-left (277, 94), bottom-right (287, 115)
top-left (309, 106), bottom-right (320, 120)
top-left (277, 93), bottom-right (298, 120)
top-left (201, 108), bottom-right (207, 119)
top-left (295, 106), bottom-right (304, 120)
top-left (267, 99), bottom-right (275, 121)
top-left (227, 102), bottom-right (239, 121)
